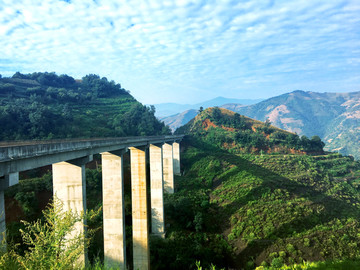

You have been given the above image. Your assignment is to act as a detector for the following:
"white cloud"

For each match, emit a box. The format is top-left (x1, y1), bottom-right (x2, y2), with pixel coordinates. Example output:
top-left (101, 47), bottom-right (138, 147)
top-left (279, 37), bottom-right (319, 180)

top-left (0, 0), bottom-right (359, 103)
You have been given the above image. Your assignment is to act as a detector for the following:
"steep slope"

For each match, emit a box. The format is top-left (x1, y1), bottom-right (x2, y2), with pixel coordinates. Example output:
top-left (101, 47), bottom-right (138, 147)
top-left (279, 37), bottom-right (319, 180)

top-left (159, 109), bottom-right (198, 132)
top-left (164, 109), bottom-right (360, 269)
top-left (180, 139), bottom-right (360, 268)
top-left (224, 90), bottom-right (360, 159)
top-left (323, 97), bottom-right (360, 158)
top-left (0, 72), bottom-right (170, 140)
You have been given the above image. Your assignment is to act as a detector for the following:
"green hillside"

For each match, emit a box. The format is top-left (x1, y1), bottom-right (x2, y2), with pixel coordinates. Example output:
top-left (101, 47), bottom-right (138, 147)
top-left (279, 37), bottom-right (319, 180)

top-left (165, 108), bottom-right (360, 269)
top-left (177, 107), bottom-right (325, 155)
top-left (0, 72), bottom-right (170, 140)
top-left (222, 90), bottom-right (360, 159)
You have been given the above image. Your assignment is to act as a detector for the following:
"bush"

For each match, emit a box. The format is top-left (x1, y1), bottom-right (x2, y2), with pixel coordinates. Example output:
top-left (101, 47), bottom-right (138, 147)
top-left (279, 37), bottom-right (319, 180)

top-left (271, 257), bottom-right (283, 268)
top-left (0, 199), bottom-right (90, 269)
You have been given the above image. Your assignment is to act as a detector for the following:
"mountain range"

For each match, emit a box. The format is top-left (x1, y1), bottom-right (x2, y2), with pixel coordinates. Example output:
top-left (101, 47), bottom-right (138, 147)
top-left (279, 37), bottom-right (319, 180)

top-left (163, 90), bottom-right (360, 159)
top-left (151, 96), bottom-right (263, 117)
top-left (227, 90), bottom-right (360, 159)
top-left (159, 109), bottom-right (198, 132)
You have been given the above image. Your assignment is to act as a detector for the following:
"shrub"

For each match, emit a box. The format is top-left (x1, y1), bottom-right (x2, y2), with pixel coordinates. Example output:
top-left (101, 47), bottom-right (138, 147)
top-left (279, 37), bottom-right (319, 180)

top-left (0, 199), bottom-right (91, 269)
top-left (271, 257), bottom-right (283, 268)
top-left (279, 251), bottom-right (287, 258)
top-left (286, 243), bottom-right (296, 254)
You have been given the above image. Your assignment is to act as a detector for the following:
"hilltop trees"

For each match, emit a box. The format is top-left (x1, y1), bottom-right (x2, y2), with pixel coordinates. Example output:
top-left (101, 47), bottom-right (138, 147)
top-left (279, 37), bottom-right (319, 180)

top-left (177, 107), bottom-right (325, 154)
top-left (0, 72), bottom-right (170, 140)
top-left (81, 74), bottom-right (127, 98)
top-left (113, 103), bottom-right (171, 136)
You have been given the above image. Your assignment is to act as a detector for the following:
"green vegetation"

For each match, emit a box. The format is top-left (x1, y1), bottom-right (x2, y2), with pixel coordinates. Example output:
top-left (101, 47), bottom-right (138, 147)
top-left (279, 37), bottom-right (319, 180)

top-left (0, 199), bottom-right (89, 269)
top-left (256, 259), bottom-right (360, 269)
top-left (167, 108), bottom-right (360, 268)
top-left (0, 72), bottom-right (170, 140)
top-left (177, 107), bottom-right (325, 154)
top-left (171, 136), bottom-right (360, 268)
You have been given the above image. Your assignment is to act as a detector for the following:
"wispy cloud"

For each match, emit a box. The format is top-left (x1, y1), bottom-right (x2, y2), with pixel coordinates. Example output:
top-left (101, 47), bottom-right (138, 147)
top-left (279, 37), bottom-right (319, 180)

top-left (0, 0), bottom-right (359, 103)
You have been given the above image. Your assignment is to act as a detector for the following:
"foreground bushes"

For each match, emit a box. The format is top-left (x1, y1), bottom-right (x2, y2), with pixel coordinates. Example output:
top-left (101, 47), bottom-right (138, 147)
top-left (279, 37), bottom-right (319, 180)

top-left (0, 199), bottom-right (92, 270)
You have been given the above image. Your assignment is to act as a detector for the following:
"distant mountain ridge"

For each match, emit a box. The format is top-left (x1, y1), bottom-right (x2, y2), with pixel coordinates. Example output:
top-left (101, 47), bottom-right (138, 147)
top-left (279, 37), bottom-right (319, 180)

top-left (223, 90), bottom-right (360, 159)
top-left (159, 109), bottom-right (198, 132)
top-left (152, 96), bottom-right (263, 117)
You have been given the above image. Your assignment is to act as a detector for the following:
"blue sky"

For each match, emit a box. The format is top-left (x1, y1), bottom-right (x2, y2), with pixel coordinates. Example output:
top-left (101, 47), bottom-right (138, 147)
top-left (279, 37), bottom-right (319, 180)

top-left (0, 0), bottom-right (359, 104)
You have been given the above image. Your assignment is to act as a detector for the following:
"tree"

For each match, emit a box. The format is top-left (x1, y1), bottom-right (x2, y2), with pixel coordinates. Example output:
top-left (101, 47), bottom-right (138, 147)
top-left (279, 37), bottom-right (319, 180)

top-left (0, 199), bottom-right (89, 269)
top-left (0, 84), bottom-right (15, 94)
top-left (310, 135), bottom-right (325, 151)
top-left (81, 74), bottom-right (125, 98)
top-left (199, 107), bottom-right (204, 113)
top-left (12, 72), bottom-right (29, 79)
top-left (211, 107), bottom-right (221, 122)
top-left (300, 135), bottom-right (311, 150)
top-left (264, 118), bottom-right (271, 127)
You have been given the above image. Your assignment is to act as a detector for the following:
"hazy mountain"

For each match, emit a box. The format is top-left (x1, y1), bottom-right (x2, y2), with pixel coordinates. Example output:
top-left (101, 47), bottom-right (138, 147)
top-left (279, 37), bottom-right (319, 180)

top-left (159, 109), bottom-right (198, 132)
top-left (152, 96), bottom-right (263, 117)
top-left (224, 90), bottom-right (360, 159)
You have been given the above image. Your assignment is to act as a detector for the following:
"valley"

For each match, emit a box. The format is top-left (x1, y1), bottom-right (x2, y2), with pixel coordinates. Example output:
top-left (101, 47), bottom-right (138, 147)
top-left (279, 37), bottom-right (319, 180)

top-left (0, 72), bottom-right (360, 269)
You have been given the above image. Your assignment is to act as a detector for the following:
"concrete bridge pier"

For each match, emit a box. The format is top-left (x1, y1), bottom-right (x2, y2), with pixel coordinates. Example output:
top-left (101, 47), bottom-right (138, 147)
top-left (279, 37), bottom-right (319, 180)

top-left (0, 188), bottom-right (5, 251)
top-left (149, 144), bottom-right (165, 238)
top-left (0, 172), bottom-right (19, 251)
top-left (173, 142), bottom-right (181, 176)
top-left (52, 155), bottom-right (93, 266)
top-left (130, 146), bottom-right (150, 270)
top-left (101, 150), bottom-right (127, 270)
top-left (162, 143), bottom-right (174, 194)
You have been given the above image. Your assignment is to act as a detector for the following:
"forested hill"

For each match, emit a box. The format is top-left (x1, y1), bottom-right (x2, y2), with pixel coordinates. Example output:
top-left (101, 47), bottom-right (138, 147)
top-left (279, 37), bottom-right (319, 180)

top-left (161, 107), bottom-right (360, 269)
top-left (0, 72), bottom-right (170, 140)
top-left (176, 107), bottom-right (325, 155)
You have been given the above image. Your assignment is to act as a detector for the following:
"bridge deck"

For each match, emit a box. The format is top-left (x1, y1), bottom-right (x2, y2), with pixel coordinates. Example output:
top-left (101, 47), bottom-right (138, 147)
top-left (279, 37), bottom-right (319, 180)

top-left (0, 135), bottom-right (184, 177)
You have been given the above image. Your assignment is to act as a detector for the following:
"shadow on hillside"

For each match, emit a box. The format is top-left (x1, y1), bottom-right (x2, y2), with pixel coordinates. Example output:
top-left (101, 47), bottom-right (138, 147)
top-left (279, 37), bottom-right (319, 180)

top-left (183, 137), bottom-right (360, 266)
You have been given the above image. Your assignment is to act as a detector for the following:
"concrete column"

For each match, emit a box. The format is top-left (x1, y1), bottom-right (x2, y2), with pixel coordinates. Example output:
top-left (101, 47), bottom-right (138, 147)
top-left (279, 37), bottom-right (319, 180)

top-left (130, 147), bottom-right (149, 270)
top-left (0, 189), bottom-right (5, 252)
top-left (149, 144), bottom-right (165, 238)
top-left (101, 150), bottom-right (127, 270)
top-left (52, 155), bottom-right (92, 265)
top-left (173, 142), bottom-right (181, 176)
top-left (163, 143), bottom-right (174, 194)
top-left (0, 172), bottom-right (19, 252)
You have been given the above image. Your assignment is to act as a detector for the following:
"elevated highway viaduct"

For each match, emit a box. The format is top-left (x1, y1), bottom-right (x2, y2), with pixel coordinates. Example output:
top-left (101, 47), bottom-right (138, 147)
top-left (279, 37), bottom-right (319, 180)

top-left (0, 135), bottom-right (184, 270)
